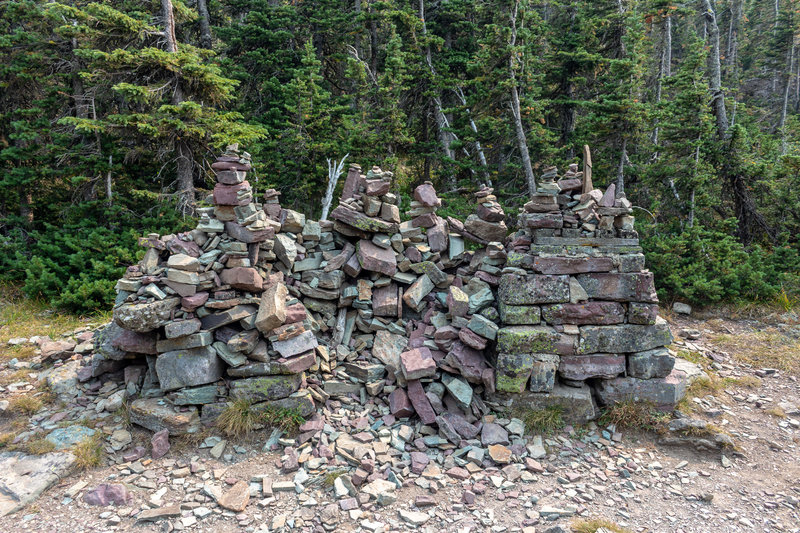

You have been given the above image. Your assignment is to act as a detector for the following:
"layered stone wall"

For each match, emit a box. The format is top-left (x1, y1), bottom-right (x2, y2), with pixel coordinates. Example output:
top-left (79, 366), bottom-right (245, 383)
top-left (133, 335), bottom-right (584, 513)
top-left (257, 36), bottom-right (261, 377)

top-left (490, 164), bottom-right (682, 419)
top-left (96, 148), bottom-right (685, 435)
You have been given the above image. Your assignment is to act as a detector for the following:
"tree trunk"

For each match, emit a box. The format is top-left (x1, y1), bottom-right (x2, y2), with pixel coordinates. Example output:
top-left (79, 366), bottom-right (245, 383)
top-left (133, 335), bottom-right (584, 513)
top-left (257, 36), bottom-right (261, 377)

top-left (779, 43), bottom-right (795, 154)
top-left (321, 154), bottom-right (349, 221)
top-left (196, 0), bottom-right (213, 49)
top-left (455, 86), bottom-right (491, 183)
top-left (509, 0), bottom-right (536, 196)
top-left (369, 1), bottom-right (378, 77)
top-left (701, 0), bottom-right (729, 138)
top-left (163, 0), bottom-right (194, 214)
top-left (651, 14), bottom-right (671, 150)
top-left (19, 187), bottom-right (33, 226)
top-left (106, 154), bottom-right (113, 206)
top-left (616, 137), bottom-right (627, 196)
top-left (419, 0), bottom-right (455, 186)
top-left (162, 0), bottom-right (178, 53)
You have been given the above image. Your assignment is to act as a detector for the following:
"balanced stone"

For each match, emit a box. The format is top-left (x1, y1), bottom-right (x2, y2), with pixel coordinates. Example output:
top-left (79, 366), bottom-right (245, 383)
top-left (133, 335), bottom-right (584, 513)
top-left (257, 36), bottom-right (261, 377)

top-left (255, 283), bottom-right (288, 333)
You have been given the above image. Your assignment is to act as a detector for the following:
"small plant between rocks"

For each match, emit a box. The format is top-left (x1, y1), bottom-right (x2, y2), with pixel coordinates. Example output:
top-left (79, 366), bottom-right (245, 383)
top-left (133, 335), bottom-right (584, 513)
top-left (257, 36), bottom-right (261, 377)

top-left (511, 405), bottom-right (565, 434)
top-left (571, 517), bottom-right (632, 533)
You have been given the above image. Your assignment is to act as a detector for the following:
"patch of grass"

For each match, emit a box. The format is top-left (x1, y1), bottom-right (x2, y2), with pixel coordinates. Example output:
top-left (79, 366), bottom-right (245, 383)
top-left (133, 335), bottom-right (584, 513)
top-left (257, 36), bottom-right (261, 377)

top-left (259, 405), bottom-right (305, 434)
top-left (724, 375), bottom-right (762, 389)
top-left (216, 399), bottom-right (261, 437)
top-left (710, 330), bottom-right (800, 374)
top-left (511, 405), bottom-right (565, 434)
top-left (676, 349), bottom-right (706, 367)
top-left (765, 406), bottom-right (787, 418)
top-left (322, 469), bottom-right (347, 488)
top-left (776, 287), bottom-right (799, 312)
top-left (9, 394), bottom-right (43, 415)
top-left (0, 431), bottom-right (18, 448)
top-left (571, 517), bottom-right (632, 533)
top-left (599, 399), bottom-right (671, 432)
top-left (0, 285), bottom-right (110, 361)
top-left (73, 435), bottom-right (105, 469)
top-left (24, 435), bottom-right (56, 455)
top-left (114, 402), bottom-right (131, 429)
top-left (0, 368), bottom-right (33, 386)
top-left (686, 376), bottom-right (724, 397)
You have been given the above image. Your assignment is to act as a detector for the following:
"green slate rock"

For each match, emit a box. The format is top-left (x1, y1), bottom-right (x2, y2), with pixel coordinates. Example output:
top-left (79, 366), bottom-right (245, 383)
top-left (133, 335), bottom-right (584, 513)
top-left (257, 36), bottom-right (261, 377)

top-left (229, 374), bottom-right (303, 402)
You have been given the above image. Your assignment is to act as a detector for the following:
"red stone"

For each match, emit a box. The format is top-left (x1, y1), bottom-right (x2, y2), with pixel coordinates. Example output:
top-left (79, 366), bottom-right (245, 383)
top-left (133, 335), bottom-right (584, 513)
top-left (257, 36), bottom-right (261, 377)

top-left (427, 217), bottom-right (448, 252)
top-left (558, 355), bottom-right (626, 380)
top-left (532, 256), bottom-right (614, 275)
top-left (411, 212), bottom-right (437, 228)
top-left (388, 387), bottom-right (415, 418)
top-left (213, 181), bottom-right (251, 206)
top-left (356, 239), bottom-right (397, 276)
top-left (413, 183), bottom-right (441, 207)
top-left (111, 329), bottom-right (157, 354)
top-left (400, 347), bottom-right (437, 380)
top-left (284, 303), bottom-right (307, 323)
top-left (365, 179), bottom-right (391, 196)
top-left (541, 302), bottom-right (626, 325)
top-left (458, 327), bottom-right (487, 350)
top-left (220, 267), bottom-right (263, 292)
top-left (406, 380), bottom-right (436, 425)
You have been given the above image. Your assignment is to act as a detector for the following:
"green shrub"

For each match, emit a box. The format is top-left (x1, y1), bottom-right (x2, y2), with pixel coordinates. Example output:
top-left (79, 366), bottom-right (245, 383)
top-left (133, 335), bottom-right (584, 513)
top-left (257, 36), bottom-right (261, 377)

top-left (0, 200), bottom-right (190, 314)
top-left (640, 221), bottom-right (800, 305)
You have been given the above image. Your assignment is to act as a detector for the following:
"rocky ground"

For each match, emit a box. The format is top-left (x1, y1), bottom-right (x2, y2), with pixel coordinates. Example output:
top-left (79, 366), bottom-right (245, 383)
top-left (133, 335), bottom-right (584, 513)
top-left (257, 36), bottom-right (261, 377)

top-left (0, 309), bottom-right (798, 533)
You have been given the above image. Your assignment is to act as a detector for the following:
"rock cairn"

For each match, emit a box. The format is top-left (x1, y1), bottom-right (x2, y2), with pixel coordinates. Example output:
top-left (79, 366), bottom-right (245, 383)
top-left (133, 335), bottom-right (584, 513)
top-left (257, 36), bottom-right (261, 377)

top-left (98, 148), bottom-right (686, 439)
top-left (103, 148), bottom-right (516, 437)
top-left (494, 164), bottom-right (681, 420)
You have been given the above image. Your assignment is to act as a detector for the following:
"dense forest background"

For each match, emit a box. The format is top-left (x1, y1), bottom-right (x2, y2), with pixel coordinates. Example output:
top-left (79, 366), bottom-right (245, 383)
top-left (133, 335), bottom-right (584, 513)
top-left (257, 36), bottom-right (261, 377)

top-left (1, 0), bottom-right (799, 313)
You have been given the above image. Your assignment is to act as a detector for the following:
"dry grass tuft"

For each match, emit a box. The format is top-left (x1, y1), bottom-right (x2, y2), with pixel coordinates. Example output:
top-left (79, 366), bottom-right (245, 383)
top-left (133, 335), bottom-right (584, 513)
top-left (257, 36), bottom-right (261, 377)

top-left (571, 517), bottom-right (632, 533)
top-left (725, 375), bottom-right (762, 389)
top-left (73, 435), bottom-right (105, 469)
top-left (511, 405), bottom-right (565, 434)
top-left (599, 398), bottom-right (671, 432)
top-left (10, 394), bottom-right (43, 415)
top-left (711, 330), bottom-right (800, 374)
top-left (24, 435), bottom-right (56, 455)
top-left (216, 399), bottom-right (260, 437)
top-left (765, 406), bottom-right (787, 418)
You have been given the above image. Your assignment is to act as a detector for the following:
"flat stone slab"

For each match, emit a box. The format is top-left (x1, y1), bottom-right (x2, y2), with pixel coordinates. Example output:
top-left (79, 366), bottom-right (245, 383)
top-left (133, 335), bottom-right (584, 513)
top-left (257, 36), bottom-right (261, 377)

top-left (490, 383), bottom-right (597, 423)
top-left (45, 425), bottom-right (97, 450)
top-left (129, 398), bottom-right (200, 435)
top-left (0, 451), bottom-right (75, 517)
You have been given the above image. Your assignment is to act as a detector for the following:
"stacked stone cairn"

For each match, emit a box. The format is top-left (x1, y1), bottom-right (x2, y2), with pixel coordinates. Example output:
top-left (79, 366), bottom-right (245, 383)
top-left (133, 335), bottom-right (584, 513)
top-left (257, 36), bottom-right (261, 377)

top-left (494, 163), bottom-right (682, 420)
top-left (99, 147), bottom-right (686, 440)
top-left (103, 148), bottom-right (512, 437)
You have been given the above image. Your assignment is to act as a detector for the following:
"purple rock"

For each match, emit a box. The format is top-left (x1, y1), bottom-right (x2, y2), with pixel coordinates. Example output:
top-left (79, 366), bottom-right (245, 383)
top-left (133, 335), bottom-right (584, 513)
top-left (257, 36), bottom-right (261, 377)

top-left (480, 423), bottom-right (509, 446)
top-left (151, 429), bottom-right (170, 459)
top-left (84, 484), bottom-right (131, 506)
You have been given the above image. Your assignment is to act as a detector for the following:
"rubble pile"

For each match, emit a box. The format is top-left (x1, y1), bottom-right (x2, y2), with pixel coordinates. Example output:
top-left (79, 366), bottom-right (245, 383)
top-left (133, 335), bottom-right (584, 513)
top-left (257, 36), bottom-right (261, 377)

top-left (94, 147), bottom-right (686, 440)
top-left (494, 163), bottom-right (681, 419)
top-left (100, 147), bottom-right (516, 438)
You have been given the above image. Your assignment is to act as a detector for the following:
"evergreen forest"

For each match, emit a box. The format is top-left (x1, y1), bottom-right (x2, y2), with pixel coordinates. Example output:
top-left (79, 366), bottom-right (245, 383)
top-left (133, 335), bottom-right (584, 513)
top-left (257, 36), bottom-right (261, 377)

top-left (1, 0), bottom-right (800, 313)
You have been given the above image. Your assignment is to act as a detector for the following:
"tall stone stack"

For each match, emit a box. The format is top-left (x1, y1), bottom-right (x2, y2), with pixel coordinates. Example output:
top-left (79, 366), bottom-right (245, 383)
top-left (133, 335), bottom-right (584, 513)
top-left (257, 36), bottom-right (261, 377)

top-left (110, 146), bottom-right (318, 434)
top-left (492, 165), bottom-right (683, 420)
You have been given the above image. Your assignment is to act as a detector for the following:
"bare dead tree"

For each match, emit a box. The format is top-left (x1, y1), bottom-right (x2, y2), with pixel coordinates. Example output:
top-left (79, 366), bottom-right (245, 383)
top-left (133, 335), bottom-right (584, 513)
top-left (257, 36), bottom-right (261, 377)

top-left (321, 154), bottom-right (349, 221)
top-left (509, 0), bottom-right (537, 196)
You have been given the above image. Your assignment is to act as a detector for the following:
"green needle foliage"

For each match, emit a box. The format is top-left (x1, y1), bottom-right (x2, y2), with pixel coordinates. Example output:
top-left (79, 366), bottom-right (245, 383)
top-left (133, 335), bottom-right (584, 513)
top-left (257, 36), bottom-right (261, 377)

top-left (1, 0), bottom-right (800, 312)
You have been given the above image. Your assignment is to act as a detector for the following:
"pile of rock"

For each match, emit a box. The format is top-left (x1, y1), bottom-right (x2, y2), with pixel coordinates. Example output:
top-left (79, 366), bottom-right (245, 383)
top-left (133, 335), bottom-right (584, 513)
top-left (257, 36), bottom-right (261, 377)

top-left (100, 150), bottom-right (514, 438)
top-left (94, 148), bottom-right (686, 439)
top-left (493, 164), bottom-right (682, 419)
